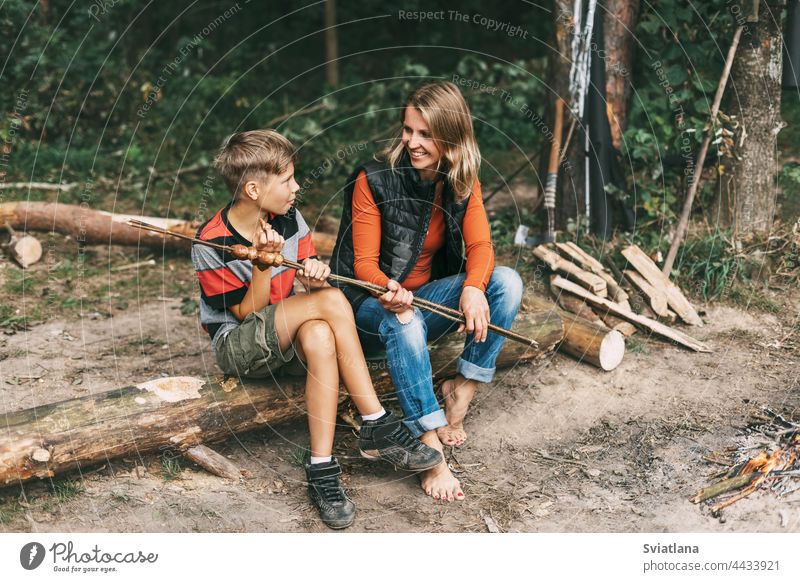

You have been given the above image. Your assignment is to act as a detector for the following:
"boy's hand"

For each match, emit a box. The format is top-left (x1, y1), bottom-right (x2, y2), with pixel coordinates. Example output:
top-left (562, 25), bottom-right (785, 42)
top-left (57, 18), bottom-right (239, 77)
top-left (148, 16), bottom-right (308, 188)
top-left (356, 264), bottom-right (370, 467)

top-left (298, 258), bottom-right (330, 288)
top-left (255, 218), bottom-right (285, 254)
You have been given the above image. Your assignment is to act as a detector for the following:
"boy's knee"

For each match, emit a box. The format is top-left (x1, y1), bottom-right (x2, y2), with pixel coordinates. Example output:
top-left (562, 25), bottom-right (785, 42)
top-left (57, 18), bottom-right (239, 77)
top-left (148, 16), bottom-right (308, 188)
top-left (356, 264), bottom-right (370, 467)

top-left (298, 321), bottom-right (336, 357)
top-left (317, 287), bottom-right (354, 320)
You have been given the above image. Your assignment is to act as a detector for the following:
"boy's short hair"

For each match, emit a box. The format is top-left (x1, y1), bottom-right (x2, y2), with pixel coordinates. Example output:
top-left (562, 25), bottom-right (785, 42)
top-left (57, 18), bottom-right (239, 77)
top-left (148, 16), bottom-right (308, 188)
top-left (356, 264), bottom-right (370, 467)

top-left (213, 129), bottom-right (297, 195)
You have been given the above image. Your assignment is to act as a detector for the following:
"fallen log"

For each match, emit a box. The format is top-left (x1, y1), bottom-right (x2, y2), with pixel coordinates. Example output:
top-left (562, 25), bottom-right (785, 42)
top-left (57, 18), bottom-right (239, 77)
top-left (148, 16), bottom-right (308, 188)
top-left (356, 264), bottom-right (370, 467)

top-left (0, 202), bottom-right (337, 256)
top-left (551, 276), bottom-right (711, 352)
top-left (0, 309), bottom-right (563, 487)
top-left (622, 245), bottom-right (703, 326)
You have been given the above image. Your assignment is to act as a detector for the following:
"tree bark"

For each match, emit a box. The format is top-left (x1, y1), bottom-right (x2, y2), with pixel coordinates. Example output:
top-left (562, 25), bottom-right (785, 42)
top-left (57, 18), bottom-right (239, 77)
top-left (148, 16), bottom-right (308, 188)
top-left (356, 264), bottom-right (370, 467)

top-left (548, 0), bottom-right (584, 230)
top-left (716, 1), bottom-right (786, 235)
top-left (603, 0), bottom-right (641, 151)
top-left (0, 310), bottom-right (563, 487)
top-left (324, 0), bottom-right (339, 88)
top-left (543, 0), bottom-right (640, 230)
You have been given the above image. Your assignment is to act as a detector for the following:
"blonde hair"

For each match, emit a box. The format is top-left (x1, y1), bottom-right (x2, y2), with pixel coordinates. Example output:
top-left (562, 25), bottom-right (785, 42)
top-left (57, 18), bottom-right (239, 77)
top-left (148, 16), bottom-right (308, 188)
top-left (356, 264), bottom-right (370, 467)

top-left (213, 129), bottom-right (297, 195)
top-left (380, 81), bottom-right (481, 201)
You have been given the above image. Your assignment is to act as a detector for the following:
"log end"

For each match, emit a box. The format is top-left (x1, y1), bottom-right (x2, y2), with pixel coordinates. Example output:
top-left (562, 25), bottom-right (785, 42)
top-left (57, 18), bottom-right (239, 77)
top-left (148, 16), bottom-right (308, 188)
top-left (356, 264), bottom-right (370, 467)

top-left (598, 330), bottom-right (625, 371)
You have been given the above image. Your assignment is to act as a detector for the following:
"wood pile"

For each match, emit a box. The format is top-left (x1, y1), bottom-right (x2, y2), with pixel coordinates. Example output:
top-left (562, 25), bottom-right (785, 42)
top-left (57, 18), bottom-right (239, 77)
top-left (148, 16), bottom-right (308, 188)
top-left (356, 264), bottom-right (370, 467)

top-left (532, 242), bottom-right (711, 353)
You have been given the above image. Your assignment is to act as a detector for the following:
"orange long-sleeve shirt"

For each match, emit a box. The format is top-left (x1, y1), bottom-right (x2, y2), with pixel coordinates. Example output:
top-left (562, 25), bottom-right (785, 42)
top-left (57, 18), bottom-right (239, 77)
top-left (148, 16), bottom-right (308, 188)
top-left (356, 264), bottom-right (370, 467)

top-left (351, 171), bottom-right (494, 292)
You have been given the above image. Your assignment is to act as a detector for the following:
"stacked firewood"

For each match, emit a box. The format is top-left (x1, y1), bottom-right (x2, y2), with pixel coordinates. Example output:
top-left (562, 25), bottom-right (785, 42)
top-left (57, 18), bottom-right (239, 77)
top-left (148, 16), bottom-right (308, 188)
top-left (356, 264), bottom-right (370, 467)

top-left (533, 242), bottom-right (711, 353)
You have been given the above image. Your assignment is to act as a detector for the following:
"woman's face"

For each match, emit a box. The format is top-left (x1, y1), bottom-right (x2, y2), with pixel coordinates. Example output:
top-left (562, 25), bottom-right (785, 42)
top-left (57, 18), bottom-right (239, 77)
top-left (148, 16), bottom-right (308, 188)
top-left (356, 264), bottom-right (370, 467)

top-left (402, 107), bottom-right (441, 177)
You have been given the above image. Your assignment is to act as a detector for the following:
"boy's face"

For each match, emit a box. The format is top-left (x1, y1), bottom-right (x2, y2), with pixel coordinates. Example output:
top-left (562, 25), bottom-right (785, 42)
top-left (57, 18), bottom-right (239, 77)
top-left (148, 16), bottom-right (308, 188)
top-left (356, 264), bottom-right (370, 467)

top-left (245, 163), bottom-right (300, 215)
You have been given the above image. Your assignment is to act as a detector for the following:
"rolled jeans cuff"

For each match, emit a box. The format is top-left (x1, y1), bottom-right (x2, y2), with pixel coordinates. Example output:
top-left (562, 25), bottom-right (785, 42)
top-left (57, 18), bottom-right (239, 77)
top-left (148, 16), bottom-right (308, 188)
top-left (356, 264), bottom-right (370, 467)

top-left (457, 358), bottom-right (495, 383)
top-left (402, 408), bottom-right (447, 438)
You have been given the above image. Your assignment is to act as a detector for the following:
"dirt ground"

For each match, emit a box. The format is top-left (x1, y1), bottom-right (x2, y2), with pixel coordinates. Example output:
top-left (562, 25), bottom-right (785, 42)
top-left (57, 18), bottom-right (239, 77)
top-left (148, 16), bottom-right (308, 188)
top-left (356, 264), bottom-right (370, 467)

top-left (1, 257), bottom-right (799, 533)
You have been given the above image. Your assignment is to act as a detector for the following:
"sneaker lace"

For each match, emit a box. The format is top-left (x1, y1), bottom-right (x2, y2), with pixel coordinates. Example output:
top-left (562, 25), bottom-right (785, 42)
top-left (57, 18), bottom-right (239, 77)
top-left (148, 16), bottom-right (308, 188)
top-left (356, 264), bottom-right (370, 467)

top-left (388, 423), bottom-right (423, 451)
top-left (315, 475), bottom-right (347, 504)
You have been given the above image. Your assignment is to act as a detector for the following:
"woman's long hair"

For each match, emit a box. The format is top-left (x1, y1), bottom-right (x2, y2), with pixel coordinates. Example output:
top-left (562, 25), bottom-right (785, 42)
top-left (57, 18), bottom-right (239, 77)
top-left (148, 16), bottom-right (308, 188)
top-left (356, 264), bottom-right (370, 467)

top-left (379, 81), bottom-right (481, 202)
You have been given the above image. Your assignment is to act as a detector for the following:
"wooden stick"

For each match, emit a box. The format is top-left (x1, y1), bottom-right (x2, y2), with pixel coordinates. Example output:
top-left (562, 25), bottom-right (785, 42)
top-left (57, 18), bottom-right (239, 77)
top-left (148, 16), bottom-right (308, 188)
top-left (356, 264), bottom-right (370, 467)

top-left (550, 276), bottom-right (711, 352)
top-left (183, 444), bottom-right (245, 480)
top-left (691, 473), bottom-right (757, 504)
top-left (663, 25), bottom-right (744, 275)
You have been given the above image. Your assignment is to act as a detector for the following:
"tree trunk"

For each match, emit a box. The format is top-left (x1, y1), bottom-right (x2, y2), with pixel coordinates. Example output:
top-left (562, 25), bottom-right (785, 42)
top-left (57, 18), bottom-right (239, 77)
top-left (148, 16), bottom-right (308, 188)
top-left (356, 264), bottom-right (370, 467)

top-left (547, 0), bottom-right (584, 230)
top-left (0, 310), bottom-right (563, 487)
top-left (544, 0), bottom-right (640, 230)
top-left (716, 1), bottom-right (785, 235)
top-left (604, 0), bottom-right (641, 151)
top-left (324, 0), bottom-right (339, 88)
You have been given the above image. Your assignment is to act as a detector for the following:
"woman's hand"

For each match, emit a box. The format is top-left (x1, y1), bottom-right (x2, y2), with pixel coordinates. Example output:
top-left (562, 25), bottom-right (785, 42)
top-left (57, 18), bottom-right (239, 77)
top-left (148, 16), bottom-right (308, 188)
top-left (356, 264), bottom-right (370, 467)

top-left (298, 258), bottom-right (330, 289)
top-left (459, 286), bottom-right (490, 342)
top-left (379, 279), bottom-right (414, 317)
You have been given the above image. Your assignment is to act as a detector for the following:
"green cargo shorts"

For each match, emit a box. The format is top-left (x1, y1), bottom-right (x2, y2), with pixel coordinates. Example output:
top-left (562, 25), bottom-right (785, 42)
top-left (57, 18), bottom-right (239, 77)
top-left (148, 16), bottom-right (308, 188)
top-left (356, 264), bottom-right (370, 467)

top-left (215, 303), bottom-right (303, 378)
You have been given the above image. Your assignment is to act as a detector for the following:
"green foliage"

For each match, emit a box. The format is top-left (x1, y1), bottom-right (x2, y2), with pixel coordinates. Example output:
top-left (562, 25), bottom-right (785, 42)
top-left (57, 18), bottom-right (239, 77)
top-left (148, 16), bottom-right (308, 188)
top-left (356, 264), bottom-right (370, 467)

top-left (161, 453), bottom-right (182, 481)
top-left (675, 230), bottom-right (739, 301)
top-left (623, 1), bottom-right (737, 230)
top-left (288, 446), bottom-right (309, 467)
top-left (50, 478), bottom-right (85, 503)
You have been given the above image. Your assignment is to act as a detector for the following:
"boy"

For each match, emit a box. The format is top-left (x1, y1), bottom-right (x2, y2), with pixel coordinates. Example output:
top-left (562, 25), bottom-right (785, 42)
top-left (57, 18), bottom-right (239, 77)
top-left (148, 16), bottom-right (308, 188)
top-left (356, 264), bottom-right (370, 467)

top-left (192, 130), bottom-right (441, 529)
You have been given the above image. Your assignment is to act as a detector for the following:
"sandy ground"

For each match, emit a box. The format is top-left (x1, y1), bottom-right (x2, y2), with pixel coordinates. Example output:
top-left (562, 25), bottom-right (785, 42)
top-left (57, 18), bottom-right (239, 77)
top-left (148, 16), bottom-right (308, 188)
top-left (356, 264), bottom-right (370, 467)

top-left (1, 286), bottom-right (799, 533)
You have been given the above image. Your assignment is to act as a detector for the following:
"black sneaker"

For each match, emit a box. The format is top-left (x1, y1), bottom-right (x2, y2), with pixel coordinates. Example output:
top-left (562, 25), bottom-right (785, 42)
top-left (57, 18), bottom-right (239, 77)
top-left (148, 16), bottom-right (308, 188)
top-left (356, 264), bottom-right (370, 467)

top-left (359, 411), bottom-right (443, 471)
top-left (305, 458), bottom-right (355, 529)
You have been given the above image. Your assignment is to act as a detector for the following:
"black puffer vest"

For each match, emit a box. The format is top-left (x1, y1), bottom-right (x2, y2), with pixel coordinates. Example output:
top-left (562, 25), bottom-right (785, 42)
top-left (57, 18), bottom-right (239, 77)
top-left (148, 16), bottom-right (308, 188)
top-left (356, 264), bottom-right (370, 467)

top-left (330, 154), bottom-right (471, 314)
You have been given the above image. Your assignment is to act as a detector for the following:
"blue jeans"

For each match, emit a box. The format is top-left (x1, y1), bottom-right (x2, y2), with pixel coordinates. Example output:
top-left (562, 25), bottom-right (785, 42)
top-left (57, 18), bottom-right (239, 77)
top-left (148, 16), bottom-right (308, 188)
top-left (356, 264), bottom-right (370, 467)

top-left (355, 266), bottom-right (523, 437)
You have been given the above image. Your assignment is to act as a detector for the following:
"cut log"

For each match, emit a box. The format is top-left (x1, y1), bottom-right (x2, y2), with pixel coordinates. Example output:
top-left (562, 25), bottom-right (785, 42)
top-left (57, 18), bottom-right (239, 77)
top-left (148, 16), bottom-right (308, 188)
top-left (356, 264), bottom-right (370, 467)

top-left (526, 295), bottom-right (624, 372)
top-left (554, 242), bottom-right (629, 303)
top-left (624, 269), bottom-right (669, 317)
top-left (0, 202), bottom-right (337, 256)
top-left (551, 276), bottom-right (711, 352)
top-left (622, 245), bottom-right (703, 326)
top-left (533, 245), bottom-right (607, 296)
top-left (3, 231), bottom-right (42, 268)
top-left (0, 309), bottom-right (563, 487)
top-left (559, 314), bottom-right (625, 371)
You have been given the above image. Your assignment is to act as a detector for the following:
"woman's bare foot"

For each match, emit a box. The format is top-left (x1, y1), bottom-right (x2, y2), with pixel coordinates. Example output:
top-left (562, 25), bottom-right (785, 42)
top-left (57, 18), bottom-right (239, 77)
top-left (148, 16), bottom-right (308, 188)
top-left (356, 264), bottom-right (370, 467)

top-left (436, 377), bottom-right (476, 446)
top-left (418, 431), bottom-right (465, 501)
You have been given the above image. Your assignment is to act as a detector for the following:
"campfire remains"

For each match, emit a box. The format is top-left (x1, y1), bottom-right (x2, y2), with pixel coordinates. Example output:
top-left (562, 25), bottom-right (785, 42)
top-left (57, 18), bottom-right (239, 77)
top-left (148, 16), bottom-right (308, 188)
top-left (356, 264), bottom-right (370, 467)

top-left (692, 408), bottom-right (800, 513)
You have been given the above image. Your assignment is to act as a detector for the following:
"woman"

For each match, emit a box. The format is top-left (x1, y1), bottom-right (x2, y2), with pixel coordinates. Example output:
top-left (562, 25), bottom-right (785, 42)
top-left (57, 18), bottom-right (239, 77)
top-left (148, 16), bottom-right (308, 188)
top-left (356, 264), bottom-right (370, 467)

top-left (331, 81), bottom-right (523, 502)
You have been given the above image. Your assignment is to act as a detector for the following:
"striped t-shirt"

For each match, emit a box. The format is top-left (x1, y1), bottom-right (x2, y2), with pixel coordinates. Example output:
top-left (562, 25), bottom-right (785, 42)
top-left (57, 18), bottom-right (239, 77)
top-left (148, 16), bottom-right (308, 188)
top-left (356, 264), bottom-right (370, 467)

top-left (192, 204), bottom-right (316, 350)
